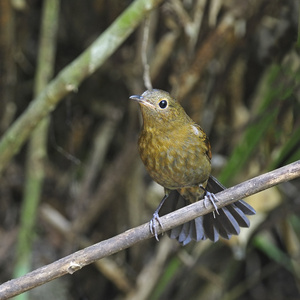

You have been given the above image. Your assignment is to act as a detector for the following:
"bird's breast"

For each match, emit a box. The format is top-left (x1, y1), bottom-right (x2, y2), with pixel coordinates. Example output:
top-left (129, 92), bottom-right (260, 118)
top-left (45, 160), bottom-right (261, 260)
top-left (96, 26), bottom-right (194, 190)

top-left (138, 126), bottom-right (211, 191)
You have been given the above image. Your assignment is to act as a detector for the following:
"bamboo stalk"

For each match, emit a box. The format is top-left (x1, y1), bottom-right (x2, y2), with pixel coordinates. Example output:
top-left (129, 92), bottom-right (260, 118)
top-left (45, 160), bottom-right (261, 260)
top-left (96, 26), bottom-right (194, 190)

top-left (0, 0), bottom-right (163, 174)
top-left (13, 0), bottom-right (60, 295)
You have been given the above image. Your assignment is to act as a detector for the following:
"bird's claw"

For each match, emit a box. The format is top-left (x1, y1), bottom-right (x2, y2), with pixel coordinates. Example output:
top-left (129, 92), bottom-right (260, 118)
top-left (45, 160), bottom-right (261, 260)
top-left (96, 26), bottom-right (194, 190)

top-left (149, 212), bottom-right (163, 241)
top-left (204, 191), bottom-right (220, 218)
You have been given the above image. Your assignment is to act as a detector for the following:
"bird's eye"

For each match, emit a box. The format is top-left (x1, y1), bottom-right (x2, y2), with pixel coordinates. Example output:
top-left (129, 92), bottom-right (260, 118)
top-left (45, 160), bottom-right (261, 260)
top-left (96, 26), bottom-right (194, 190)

top-left (158, 100), bottom-right (168, 109)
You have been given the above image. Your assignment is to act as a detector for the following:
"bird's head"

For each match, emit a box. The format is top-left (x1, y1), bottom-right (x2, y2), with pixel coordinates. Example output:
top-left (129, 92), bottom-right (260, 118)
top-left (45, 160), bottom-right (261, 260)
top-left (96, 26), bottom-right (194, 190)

top-left (130, 89), bottom-right (190, 127)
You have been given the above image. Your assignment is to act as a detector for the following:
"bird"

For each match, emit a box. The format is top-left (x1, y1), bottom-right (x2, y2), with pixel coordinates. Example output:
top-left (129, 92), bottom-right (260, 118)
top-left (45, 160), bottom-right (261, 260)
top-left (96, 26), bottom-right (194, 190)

top-left (130, 89), bottom-right (255, 245)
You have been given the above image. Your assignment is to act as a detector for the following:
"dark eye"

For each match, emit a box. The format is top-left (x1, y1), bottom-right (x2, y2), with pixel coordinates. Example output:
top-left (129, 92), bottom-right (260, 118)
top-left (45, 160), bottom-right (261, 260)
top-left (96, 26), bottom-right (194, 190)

top-left (159, 100), bottom-right (168, 109)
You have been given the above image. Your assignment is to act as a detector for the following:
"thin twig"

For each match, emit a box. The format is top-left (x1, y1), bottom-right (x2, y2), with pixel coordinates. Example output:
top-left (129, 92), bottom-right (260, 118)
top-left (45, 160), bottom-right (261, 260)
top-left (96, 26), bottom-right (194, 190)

top-left (0, 160), bottom-right (299, 299)
top-left (142, 16), bottom-right (153, 90)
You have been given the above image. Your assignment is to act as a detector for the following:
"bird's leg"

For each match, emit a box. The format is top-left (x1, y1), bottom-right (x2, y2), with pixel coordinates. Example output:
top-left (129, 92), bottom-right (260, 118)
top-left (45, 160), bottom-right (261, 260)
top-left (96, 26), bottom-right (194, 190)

top-left (149, 192), bottom-right (169, 241)
top-left (199, 185), bottom-right (219, 218)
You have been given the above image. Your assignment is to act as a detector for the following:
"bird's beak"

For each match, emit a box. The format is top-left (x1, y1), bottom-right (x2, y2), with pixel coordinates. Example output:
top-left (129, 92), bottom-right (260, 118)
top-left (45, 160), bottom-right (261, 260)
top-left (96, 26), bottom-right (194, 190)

top-left (130, 94), bottom-right (154, 108)
top-left (129, 95), bottom-right (142, 101)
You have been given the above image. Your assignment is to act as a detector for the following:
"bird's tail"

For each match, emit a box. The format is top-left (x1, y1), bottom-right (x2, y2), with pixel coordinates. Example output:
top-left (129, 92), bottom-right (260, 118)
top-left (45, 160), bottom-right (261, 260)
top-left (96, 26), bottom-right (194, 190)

top-left (168, 175), bottom-right (256, 245)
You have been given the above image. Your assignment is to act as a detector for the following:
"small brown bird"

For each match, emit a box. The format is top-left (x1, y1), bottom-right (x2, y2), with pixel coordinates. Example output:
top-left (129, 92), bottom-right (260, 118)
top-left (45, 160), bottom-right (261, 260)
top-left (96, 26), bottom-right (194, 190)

top-left (130, 89), bottom-right (255, 245)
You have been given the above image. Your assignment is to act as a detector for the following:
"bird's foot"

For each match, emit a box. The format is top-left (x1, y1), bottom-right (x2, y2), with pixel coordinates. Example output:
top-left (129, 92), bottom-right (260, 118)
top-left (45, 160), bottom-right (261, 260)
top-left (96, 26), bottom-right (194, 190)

top-left (204, 191), bottom-right (220, 218)
top-left (149, 212), bottom-right (163, 241)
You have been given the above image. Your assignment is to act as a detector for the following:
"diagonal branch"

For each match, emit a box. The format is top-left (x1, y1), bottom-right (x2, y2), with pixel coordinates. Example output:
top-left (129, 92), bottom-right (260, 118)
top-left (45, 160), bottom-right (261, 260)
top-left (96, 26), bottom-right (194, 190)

top-left (0, 160), bottom-right (299, 299)
top-left (0, 0), bottom-right (163, 175)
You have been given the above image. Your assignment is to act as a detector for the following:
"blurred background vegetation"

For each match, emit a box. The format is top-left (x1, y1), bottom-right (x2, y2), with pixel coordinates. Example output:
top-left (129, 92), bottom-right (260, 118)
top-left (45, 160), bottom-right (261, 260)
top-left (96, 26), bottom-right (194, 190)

top-left (1, 0), bottom-right (300, 299)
